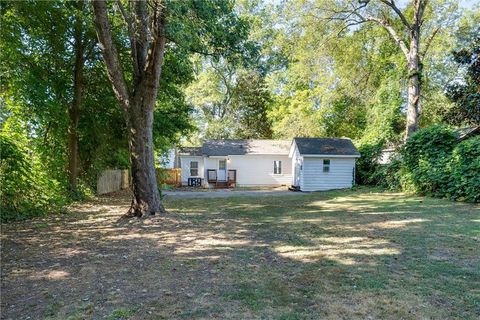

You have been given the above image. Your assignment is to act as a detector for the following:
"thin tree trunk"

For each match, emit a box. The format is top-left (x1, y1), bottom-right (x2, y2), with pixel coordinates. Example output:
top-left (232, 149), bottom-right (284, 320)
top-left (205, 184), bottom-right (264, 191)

top-left (67, 105), bottom-right (80, 191)
top-left (68, 0), bottom-right (85, 192)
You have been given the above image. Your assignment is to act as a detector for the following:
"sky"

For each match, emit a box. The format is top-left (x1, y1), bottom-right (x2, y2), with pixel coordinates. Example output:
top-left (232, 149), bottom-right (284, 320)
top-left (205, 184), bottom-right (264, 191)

top-left (460, 0), bottom-right (480, 8)
top-left (453, 0), bottom-right (478, 8)
top-left (397, 0), bottom-right (480, 8)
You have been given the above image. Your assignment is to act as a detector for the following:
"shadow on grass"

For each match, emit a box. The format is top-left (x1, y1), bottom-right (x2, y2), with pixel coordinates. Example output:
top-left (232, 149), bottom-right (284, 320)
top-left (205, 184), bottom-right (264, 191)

top-left (1, 188), bottom-right (479, 319)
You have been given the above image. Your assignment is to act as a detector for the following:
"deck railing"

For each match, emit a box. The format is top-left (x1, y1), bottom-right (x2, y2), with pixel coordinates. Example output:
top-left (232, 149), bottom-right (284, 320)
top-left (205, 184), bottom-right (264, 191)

top-left (207, 169), bottom-right (217, 183)
top-left (207, 169), bottom-right (237, 187)
top-left (227, 169), bottom-right (237, 188)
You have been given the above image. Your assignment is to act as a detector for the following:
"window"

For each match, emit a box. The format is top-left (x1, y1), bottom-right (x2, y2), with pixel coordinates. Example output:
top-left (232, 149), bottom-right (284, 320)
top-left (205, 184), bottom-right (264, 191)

top-left (190, 161), bottom-right (198, 176)
top-left (219, 159), bottom-right (226, 170)
top-left (274, 160), bottom-right (282, 174)
top-left (323, 159), bottom-right (330, 172)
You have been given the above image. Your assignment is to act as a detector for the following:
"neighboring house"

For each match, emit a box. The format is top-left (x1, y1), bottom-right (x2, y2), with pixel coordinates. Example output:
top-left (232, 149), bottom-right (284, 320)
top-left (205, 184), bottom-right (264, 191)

top-left (378, 148), bottom-right (396, 165)
top-left (179, 138), bottom-right (360, 191)
top-left (158, 148), bottom-right (176, 168)
top-left (376, 126), bottom-right (480, 165)
top-left (456, 125), bottom-right (480, 142)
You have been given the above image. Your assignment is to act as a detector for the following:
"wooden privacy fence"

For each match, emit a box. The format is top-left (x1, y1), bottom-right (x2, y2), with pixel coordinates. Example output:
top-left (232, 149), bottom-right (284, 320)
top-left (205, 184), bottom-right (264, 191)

top-left (97, 169), bottom-right (130, 195)
top-left (156, 168), bottom-right (181, 187)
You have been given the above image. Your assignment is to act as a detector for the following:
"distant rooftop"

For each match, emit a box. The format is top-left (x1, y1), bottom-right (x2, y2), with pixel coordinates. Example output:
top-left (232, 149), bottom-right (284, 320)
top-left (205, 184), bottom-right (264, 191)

top-left (455, 126), bottom-right (480, 141)
top-left (178, 147), bottom-right (202, 156)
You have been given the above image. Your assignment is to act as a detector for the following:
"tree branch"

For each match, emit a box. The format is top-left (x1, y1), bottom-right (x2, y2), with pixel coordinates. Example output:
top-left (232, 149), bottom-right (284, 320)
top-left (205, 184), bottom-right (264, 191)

top-left (421, 26), bottom-right (440, 59)
top-left (371, 16), bottom-right (409, 58)
top-left (379, 0), bottom-right (412, 30)
top-left (142, 0), bottom-right (166, 102)
top-left (92, 0), bottom-right (130, 110)
top-left (134, 0), bottom-right (149, 74)
top-left (413, 0), bottom-right (428, 30)
top-left (116, 0), bottom-right (140, 80)
top-left (351, 9), bottom-right (410, 59)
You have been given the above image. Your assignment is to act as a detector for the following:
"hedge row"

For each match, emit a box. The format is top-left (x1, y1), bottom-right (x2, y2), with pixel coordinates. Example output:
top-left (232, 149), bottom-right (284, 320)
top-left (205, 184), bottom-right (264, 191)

top-left (357, 125), bottom-right (480, 202)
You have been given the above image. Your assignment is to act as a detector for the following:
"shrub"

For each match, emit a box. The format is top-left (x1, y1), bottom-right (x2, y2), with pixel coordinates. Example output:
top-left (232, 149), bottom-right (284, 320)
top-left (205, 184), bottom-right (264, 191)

top-left (356, 140), bottom-right (385, 185)
top-left (448, 136), bottom-right (480, 202)
top-left (0, 135), bottom-right (66, 221)
top-left (401, 125), bottom-right (457, 197)
top-left (356, 125), bottom-right (479, 203)
top-left (375, 157), bottom-right (402, 190)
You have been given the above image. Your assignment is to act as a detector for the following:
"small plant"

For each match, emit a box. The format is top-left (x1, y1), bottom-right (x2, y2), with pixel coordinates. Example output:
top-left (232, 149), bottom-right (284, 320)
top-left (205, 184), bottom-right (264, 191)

top-left (106, 308), bottom-right (134, 320)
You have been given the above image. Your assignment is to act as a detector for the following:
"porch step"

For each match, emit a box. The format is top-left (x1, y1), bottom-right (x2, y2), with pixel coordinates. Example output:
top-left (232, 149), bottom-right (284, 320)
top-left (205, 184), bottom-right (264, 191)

top-left (215, 181), bottom-right (228, 188)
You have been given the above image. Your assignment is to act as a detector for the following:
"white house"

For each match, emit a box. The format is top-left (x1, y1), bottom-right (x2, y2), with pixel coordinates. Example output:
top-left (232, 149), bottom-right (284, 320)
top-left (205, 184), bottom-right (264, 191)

top-left (178, 138), bottom-right (360, 191)
top-left (179, 140), bottom-right (292, 188)
top-left (289, 138), bottom-right (360, 191)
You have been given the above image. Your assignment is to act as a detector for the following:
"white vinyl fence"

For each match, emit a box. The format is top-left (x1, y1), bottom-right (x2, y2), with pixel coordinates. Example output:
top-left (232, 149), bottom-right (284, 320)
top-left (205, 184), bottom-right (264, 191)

top-left (97, 169), bottom-right (130, 195)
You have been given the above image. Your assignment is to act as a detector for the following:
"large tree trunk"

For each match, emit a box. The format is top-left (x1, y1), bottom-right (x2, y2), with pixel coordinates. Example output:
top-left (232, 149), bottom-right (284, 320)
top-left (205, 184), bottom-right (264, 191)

top-left (126, 99), bottom-right (164, 216)
top-left (68, 0), bottom-right (85, 192)
top-left (404, 3), bottom-right (424, 140)
top-left (405, 35), bottom-right (421, 139)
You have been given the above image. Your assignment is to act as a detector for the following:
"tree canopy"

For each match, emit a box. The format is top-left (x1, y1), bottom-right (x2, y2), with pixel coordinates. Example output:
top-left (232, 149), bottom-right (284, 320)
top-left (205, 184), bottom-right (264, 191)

top-left (1, 0), bottom-right (478, 219)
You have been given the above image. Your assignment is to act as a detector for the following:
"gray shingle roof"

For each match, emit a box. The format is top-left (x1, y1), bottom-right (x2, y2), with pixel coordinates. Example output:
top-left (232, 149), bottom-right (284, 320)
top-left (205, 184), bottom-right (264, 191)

top-left (202, 139), bottom-right (291, 156)
top-left (178, 147), bottom-right (203, 156)
top-left (293, 138), bottom-right (360, 156)
top-left (455, 126), bottom-right (480, 141)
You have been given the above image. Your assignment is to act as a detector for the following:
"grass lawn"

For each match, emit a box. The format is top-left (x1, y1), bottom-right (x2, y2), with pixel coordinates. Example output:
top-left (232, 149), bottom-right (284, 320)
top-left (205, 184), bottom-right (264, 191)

top-left (1, 188), bottom-right (479, 319)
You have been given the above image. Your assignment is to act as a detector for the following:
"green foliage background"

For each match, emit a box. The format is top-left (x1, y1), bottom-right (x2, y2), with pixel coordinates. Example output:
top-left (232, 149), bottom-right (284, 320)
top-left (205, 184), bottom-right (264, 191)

top-left (1, 0), bottom-right (479, 221)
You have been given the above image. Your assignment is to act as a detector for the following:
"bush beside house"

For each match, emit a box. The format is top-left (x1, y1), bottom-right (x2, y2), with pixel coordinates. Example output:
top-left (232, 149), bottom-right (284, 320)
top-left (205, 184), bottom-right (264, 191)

top-left (357, 125), bottom-right (480, 203)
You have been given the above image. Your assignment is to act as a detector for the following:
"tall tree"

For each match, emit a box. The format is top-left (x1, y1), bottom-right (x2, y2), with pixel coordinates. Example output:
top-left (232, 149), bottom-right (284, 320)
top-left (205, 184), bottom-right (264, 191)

top-left (92, 0), bottom-right (250, 216)
top-left (92, 0), bottom-right (167, 216)
top-left (0, 0), bottom-right (99, 192)
top-left (232, 70), bottom-right (273, 139)
top-left (68, 0), bottom-right (94, 192)
top-left (319, 0), bottom-right (447, 139)
top-left (445, 11), bottom-right (480, 126)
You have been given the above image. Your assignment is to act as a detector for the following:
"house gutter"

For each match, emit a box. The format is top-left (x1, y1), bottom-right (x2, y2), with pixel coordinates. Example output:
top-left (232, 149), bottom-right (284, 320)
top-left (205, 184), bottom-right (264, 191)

top-left (301, 154), bottom-right (361, 158)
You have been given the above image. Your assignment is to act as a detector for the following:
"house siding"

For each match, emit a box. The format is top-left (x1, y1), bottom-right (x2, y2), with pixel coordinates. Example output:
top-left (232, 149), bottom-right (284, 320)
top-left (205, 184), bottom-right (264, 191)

top-left (300, 157), bottom-right (355, 191)
top-left (291, 147), bottom-right (303, 187)
top-left (228, 155), bottom-right (292, 186)
top-left (180, 156), bottom-right (204, 185)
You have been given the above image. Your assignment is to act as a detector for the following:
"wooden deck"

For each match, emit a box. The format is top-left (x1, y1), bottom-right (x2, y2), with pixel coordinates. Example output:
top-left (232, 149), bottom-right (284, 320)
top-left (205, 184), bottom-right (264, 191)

top-left (207, 169), bottom-right (236, 188)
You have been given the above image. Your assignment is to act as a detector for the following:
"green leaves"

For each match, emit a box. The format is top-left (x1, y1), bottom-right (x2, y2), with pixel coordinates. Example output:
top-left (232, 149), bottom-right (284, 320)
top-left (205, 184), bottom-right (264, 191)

top-left (448, 136), bottom-right (480, 202)
top-left (356, 125), bottom-right (479, 203)
top-left (0, 134), bottom-right (66, 221)
top-left (356, 140), bottom-right (386, 185)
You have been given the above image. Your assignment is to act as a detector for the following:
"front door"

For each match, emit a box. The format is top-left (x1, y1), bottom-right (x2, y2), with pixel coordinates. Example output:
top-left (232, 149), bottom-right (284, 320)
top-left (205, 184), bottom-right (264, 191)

top-left (218, 159), bottom-right (227, 181)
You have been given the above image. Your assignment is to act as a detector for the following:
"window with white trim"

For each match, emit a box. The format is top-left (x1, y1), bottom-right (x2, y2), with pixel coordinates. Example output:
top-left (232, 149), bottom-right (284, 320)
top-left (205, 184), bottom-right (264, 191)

top-left (323, 159), bottom-right (330, 172)
top-left (274, 160), bottom-right (282, 174)
top-left (190, 161), bottom-right (198, 176)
